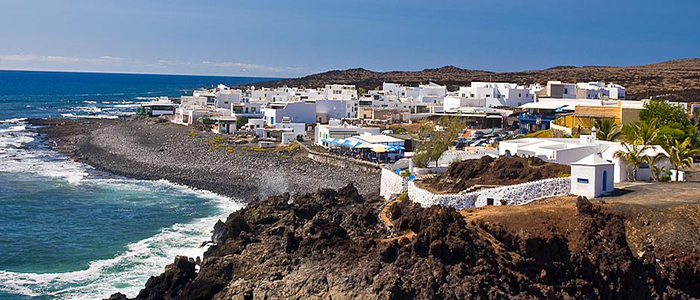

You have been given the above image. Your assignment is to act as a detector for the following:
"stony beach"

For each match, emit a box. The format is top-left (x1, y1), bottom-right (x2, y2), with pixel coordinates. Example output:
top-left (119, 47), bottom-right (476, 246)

top-left (29, 117), bottom-right (380, 202)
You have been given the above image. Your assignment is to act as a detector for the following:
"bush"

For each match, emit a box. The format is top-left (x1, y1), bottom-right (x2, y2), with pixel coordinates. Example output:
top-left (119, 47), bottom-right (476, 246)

top-left (412, 151), bottom-right (430, 168)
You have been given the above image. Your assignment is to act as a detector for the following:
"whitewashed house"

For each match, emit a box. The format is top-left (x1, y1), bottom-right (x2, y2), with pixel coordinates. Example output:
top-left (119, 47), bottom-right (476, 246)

top-left (262, 101), bottom-right (316, 125)
top-left (316, 99), bottom-right (358, 123)
top-left (570, 154), bottom-right (615, 198)
top-left (214, 88), bottom-right (242, 109)
top-left (324, 84), bottom-right (357, 100)
top-left (575, 82), bottom-right (626, 100)
top-left (417, 83), bottom-right (446, 104)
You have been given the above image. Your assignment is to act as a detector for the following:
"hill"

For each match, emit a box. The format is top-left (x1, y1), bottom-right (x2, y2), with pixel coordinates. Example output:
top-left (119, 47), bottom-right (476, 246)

top-left (248, 58), bottom-right (700, 101)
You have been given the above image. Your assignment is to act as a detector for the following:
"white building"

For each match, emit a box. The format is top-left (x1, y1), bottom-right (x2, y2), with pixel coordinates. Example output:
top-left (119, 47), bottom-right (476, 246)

top-left (214, 88), bottom-right (242, 109)
top-left (316, 99), bottom-right (358, 123)
top-left (180, 96), bottom-right (207, 109)
top-left (417, 83), bottom-right (446, 104)
top-left (314, 120), bottom-right (380, 147)
top-left (575, 82), bottom-right (626, 100)
top-left (262, 101), bottom-right (316, 125)
top-left (324, 84), bottom-right (357, 100)
top-left (466, 82), bottom-right (534, 107)
top-left (498, 131), bottom-right (670, 183)
top-left (570, 154), bottom-right (615, 198)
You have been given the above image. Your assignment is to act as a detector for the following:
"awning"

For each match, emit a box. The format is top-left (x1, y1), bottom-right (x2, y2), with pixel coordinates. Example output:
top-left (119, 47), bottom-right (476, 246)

top-left (372, 147), bottom-right (387, 153)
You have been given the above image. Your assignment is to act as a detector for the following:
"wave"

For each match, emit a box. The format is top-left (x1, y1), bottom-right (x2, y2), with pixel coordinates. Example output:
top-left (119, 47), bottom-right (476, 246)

top-left (0, 121), bottom-right (88, 184)
top-left (0, 120), bottom-right (244, 299)
top-left (0, 179), bottom-right (242, 300)
top-left (60, 113), bottom-right (120, 120)
top-left (0, 118), bottom-right (27, 124)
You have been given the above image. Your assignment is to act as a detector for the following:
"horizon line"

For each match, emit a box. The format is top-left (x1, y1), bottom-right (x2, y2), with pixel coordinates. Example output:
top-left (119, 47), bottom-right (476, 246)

top-left (0, 68), bottom-right (286, 80)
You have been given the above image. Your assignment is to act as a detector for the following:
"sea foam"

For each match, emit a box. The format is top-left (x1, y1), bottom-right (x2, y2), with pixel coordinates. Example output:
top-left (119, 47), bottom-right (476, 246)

top-left (0, 120), bottom-right (244, 299)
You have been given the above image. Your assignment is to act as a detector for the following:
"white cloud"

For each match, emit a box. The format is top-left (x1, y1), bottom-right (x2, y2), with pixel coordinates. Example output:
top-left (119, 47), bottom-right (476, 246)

top-left (201, 60), bottom-right (305, 73)
top-left (0, 54), bottom-right (123, 64)
top-left (0, 53), bottom-right (307, 76)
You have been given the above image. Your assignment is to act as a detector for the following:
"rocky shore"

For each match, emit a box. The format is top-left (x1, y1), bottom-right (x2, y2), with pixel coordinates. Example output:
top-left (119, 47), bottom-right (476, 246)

top-left (106, 184), bottom-right (700, 300)
top-left (29, 117), bottom-right (379, 201)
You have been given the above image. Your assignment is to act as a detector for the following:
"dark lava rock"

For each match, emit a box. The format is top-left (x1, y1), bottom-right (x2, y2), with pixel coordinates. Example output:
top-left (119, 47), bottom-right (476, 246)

top-left (107, 184), bottom-right (700, 300)
top-left (422, 156), bottom-right (571, 193)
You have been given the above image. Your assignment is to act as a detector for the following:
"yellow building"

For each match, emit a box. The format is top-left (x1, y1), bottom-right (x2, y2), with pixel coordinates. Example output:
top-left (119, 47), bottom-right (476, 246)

top-left (551, 101), bottom-right (642, 137)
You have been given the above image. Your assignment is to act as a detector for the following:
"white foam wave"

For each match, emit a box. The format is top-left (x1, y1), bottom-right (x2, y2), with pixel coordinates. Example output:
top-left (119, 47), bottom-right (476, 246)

top-left (0, 118), bottom-right (27, 124)
top-left (60, 113), bottom-right (119, 120)
top-left (0, 121), bottom-right (88, 184)
top-left (112, 104), bottom-right (140, 108)
top-left (0, 179), bottom-right (242, 300)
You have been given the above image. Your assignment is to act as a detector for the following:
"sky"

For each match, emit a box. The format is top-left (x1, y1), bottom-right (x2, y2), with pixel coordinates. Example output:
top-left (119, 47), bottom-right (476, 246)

top-left (0, 0), bottom-right (698, 78)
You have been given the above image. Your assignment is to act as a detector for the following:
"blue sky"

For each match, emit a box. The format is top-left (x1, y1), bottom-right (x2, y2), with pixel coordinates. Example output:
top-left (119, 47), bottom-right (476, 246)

top-left (0, 0), bottom-right (698, 78)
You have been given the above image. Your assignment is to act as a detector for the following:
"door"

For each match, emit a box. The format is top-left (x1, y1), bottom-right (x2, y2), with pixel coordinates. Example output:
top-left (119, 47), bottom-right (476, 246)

top-left (602, 170), bottom-right (608, 192)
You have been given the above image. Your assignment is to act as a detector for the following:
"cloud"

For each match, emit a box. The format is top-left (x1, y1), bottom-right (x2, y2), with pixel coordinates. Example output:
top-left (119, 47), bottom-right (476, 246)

top-left (201, 60), bottom-right (306, 73)
top-left (0, 53), bottom-right (308, 76)
top-left (0, 54), bottom-right (123, 64)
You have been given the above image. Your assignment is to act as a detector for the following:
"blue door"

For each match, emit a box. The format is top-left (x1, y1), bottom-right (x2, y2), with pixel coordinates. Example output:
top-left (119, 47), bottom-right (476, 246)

top-left (602, 171), bottom-right (608, 191)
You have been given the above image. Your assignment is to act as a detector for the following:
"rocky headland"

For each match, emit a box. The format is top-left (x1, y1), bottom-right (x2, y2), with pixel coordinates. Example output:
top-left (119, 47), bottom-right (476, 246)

top-left (106, 183), bottom-right (700, 300)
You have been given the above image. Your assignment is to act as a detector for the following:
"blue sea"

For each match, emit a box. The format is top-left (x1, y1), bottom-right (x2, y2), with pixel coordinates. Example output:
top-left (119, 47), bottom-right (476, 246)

top-left (0, 71), bottom-right (273, 299)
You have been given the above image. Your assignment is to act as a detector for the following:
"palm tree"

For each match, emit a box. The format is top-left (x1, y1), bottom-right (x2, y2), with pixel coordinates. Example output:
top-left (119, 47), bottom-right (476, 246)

top-left (595, 118), bottom-right (622, 141)
top-left (644, 152), bottom-right (668, 181)
top-left (665, 137), bottom-right (700, 181)
top-left (626, 119), bottom-right (659, 146)
top-left (614, 141), bottom-right (649, 181)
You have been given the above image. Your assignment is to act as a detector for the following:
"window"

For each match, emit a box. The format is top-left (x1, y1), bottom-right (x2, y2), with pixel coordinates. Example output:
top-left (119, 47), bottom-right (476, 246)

top-left (518, 93), bottom-right (522, 97)
top-left (564, 88), bottom-right (569, 94)
top-left (486, 198), bottom-right (494, 206)
top-left (577, 178), bottom-right (589, 184)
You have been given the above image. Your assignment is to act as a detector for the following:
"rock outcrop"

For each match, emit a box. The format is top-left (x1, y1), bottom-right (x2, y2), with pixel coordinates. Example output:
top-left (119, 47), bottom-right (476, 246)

top-left (109, 184), bottom-right (700, 300)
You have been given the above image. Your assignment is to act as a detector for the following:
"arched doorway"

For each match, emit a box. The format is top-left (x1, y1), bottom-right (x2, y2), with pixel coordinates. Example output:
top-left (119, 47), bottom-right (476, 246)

top-left (602, 170), bottom-right (608, 191)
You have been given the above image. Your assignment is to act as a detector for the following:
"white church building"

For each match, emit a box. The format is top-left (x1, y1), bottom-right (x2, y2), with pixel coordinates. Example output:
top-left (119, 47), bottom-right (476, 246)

top-left (570, 154), bottom-right (615, 198)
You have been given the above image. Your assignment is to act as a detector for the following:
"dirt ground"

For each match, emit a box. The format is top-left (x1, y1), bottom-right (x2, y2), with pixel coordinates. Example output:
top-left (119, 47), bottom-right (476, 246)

top-left (462, 182), bottom-right (700, 269)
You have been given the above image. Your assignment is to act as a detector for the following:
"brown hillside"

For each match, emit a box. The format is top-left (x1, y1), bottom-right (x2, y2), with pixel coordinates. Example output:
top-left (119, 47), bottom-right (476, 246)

top-left (249, 58), bottom-right (700, 101)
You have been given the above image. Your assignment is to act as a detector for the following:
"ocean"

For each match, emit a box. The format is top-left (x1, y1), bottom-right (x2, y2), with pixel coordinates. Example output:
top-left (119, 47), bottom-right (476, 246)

top-left (0, 70), bottom-right (273, 299)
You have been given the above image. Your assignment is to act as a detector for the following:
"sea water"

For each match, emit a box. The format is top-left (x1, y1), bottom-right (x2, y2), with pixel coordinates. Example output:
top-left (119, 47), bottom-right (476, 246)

top-left (0, 71), bottom-right (272, 299)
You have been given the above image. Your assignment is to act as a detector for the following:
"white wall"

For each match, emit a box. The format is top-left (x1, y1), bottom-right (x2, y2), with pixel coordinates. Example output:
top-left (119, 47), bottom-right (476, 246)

top-left (380, 168), bottom-right (408, 199)
top-left (407, 177), bottom-right (571, 210)
top-left (316, 99), bottom-right (358, 120)
top-left (571, 164), bottom-right (614, 198)
top-left (263, 102), bottom-right (316, 125)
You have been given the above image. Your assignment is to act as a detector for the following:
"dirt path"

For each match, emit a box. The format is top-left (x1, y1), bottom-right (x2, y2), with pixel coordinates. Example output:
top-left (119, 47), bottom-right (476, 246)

top-left (377, 197), bottom-right (417, 244)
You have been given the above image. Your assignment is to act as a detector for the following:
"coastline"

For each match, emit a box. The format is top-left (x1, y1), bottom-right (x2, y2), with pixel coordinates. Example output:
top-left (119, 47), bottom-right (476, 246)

top-left (28, 116), bottom-right (380, 202)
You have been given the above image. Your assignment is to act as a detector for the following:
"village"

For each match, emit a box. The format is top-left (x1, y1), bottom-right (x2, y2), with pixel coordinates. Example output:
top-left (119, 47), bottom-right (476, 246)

top-left (137, 79), bottom-right (700, 210)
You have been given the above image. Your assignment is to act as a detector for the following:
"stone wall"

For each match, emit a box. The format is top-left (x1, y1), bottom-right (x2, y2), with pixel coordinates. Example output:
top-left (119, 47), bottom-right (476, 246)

top-left (407, 177), bottom-right (571, 210)
top-left (296, 141), bottom-right (380, 174)
top-left (380, 168), bottom-right (408, 199)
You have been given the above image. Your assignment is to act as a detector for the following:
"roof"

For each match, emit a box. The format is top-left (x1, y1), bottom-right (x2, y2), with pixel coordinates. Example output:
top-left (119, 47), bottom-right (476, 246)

top-left (572, 154), bottom-right (612, 166)
top-left (520, 102), bottom-right (574, 111)
top-left (351, 134), bottom-right (404, 144)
